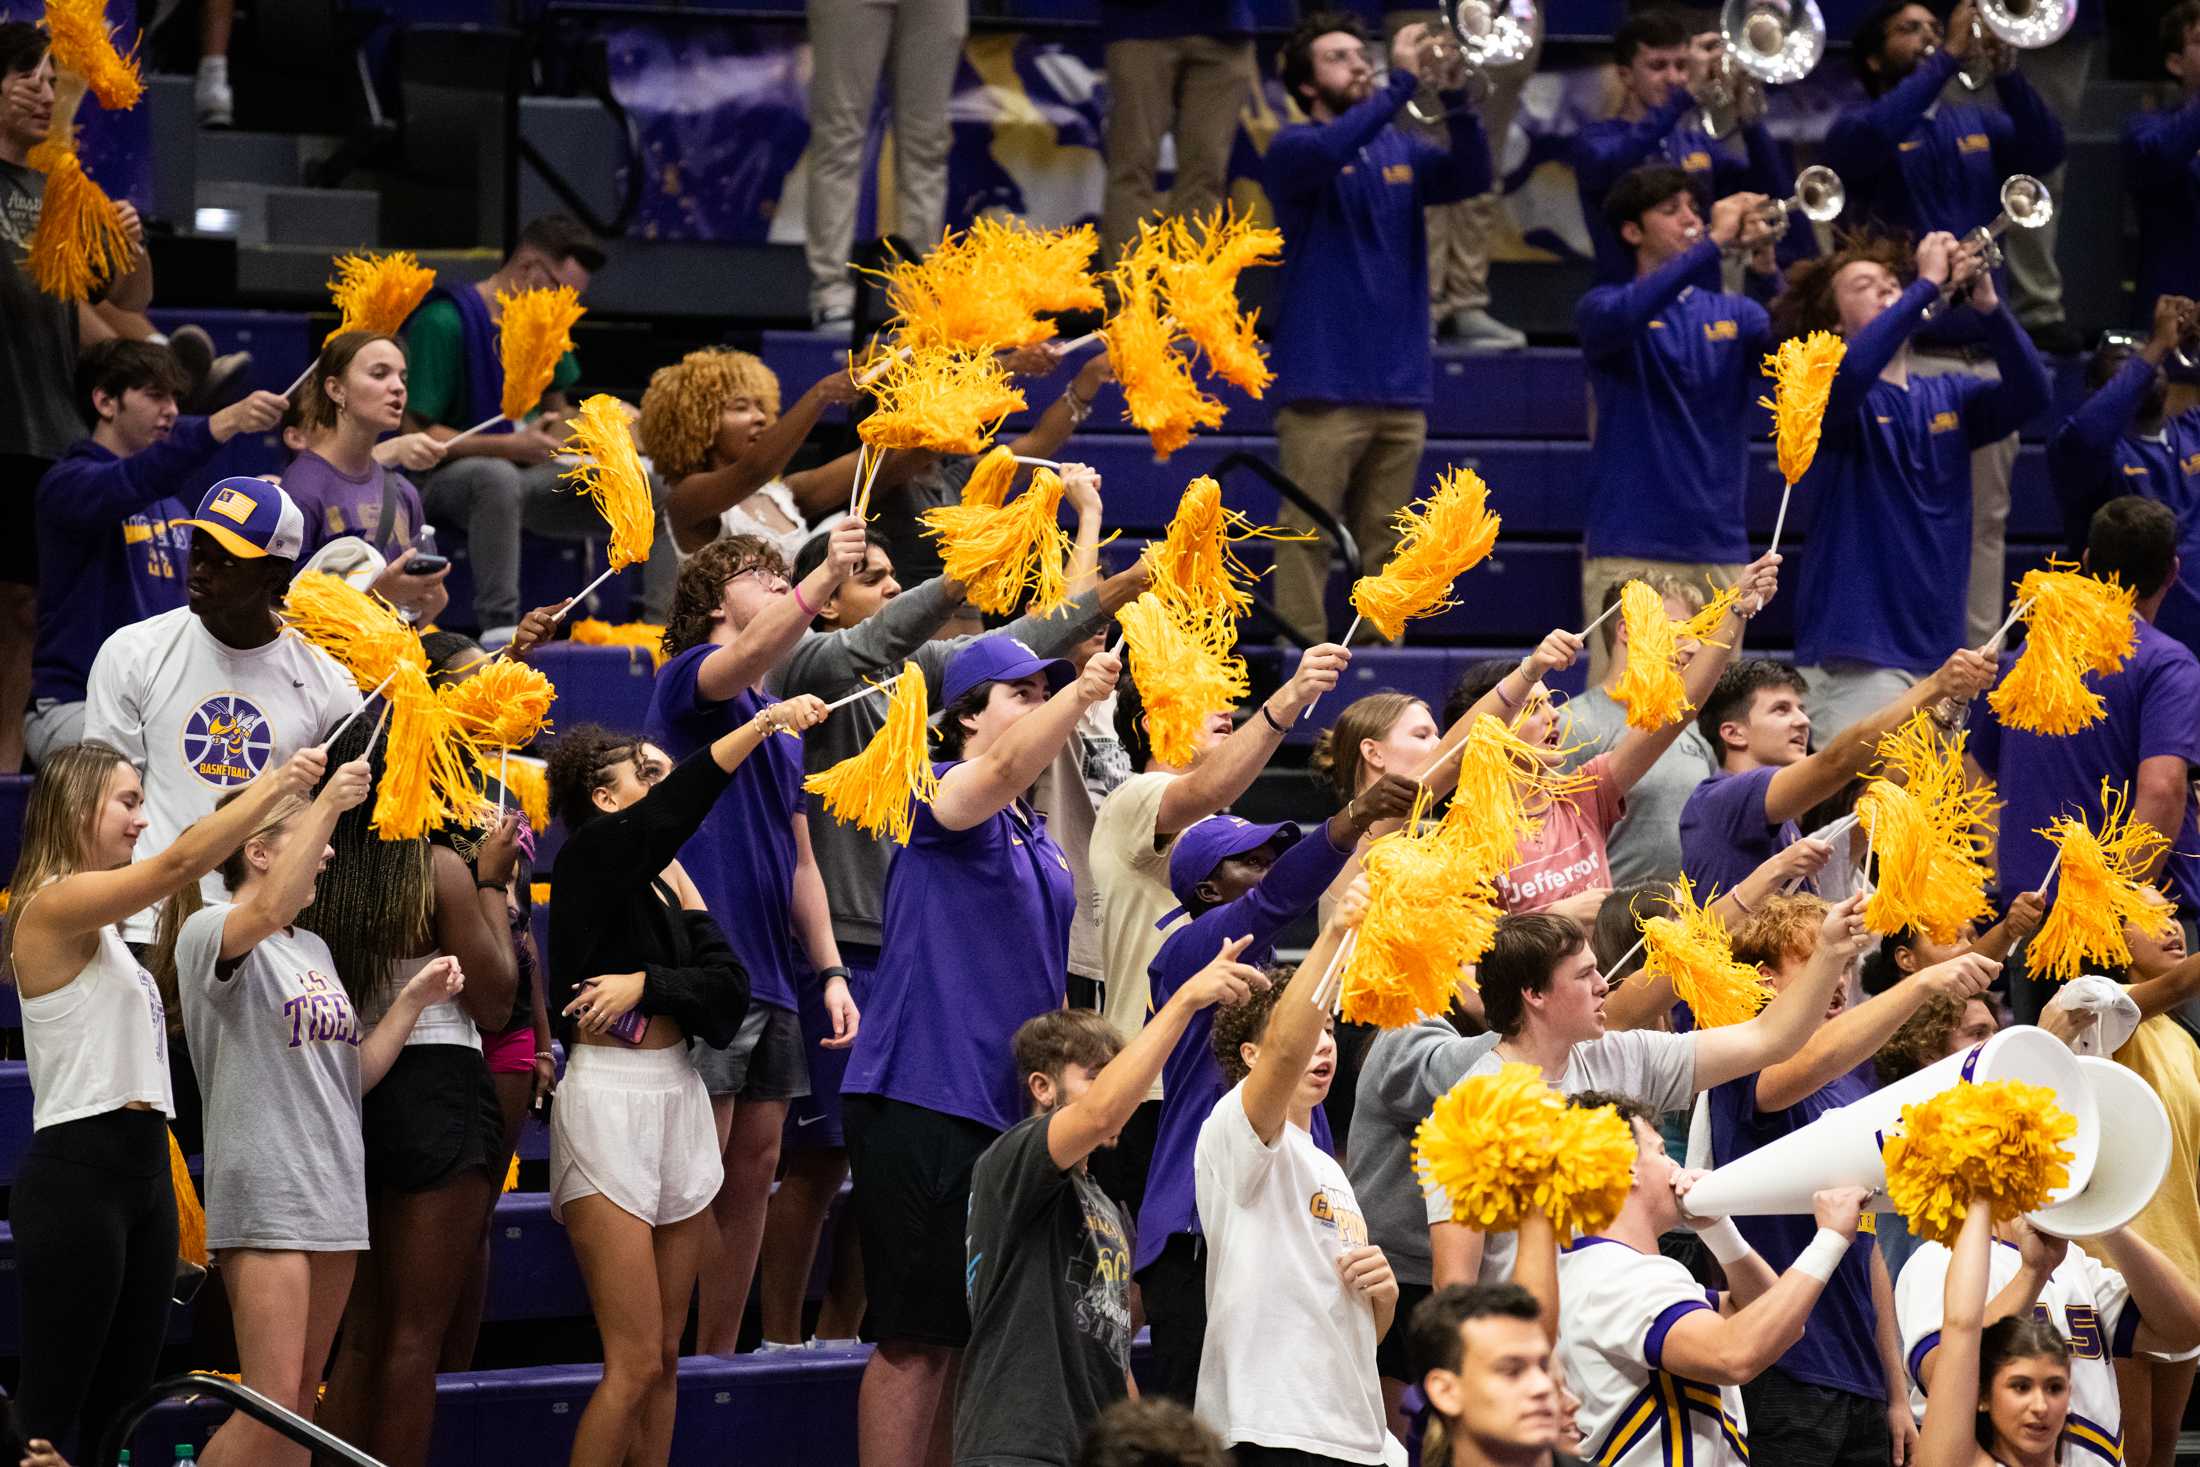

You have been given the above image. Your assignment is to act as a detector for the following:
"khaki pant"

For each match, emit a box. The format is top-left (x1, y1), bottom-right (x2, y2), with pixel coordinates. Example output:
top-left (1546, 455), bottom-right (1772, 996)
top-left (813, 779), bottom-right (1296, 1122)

top-left (1796, 662), bottom-right (1917, 746)
top-left (803, 0), bottom-right (969, 313)
top-left (1910, 348), bottom-right (2019, 647)
top-left (1383, 10), bottom-right (1539, 319)
top-left (1579, 556), bottom-right (1746, 687)
top-left (1100, 35), bottom-right (1256, 258)
top-left (1272, 404), bottom-right (1429, 642)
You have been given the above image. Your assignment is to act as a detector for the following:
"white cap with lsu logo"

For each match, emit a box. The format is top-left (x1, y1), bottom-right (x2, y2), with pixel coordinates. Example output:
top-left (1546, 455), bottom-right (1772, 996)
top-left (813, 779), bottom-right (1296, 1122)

top-left (179, 476), bottom-right (307, 562)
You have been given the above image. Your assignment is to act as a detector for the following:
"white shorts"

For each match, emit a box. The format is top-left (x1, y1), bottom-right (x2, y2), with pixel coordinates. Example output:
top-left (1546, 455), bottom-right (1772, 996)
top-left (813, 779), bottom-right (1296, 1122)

top-left (550, 1043), bottom-right (723, 1227)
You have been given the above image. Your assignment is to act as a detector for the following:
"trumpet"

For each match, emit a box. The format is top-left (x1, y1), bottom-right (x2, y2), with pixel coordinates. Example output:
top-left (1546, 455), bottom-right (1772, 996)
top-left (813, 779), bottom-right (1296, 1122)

top-left (1698, 0), bottom-right (1825, 140)
top-left (2174, 300), bottom-right (2200, 371)
top-left (1921, 173), bottom-right (2053, 319)
top-left (1952, 0), bottom-right (2077, 91)
top-left (1724, 164), bottom-right (1844, 256)
top-left (1405, 0), bottom-right (1541, 123)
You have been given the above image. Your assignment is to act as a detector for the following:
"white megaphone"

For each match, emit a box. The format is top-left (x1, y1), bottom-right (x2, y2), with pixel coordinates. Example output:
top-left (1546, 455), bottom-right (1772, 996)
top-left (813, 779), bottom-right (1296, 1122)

top-left (2027, 1056), bottom-right (2169, 1238)
top-left (1681, 1025), bottom-right (2099, 1218)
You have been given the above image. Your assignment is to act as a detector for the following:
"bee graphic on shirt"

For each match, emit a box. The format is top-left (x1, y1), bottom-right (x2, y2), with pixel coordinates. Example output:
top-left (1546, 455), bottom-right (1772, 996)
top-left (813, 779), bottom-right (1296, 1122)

top-left (182, 694), bottom-right (275, 787)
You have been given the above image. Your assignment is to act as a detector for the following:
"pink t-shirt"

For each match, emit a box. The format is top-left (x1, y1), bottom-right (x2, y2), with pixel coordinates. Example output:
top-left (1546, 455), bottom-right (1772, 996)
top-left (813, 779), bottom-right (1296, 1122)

top-left (1498, 753), bottom-right (1627, 913)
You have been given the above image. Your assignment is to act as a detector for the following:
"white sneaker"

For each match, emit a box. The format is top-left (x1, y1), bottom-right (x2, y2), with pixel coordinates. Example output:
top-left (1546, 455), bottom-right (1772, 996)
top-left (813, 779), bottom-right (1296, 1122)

top-left (1448, 308), bottom-right (1528, 352)
top-left (195, 57), bottom-right (233, 127)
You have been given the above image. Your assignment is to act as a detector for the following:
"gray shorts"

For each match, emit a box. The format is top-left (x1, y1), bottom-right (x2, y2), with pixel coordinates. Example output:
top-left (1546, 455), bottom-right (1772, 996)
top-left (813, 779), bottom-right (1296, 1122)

top-left (690, 1001), bottom-right (810, 1102)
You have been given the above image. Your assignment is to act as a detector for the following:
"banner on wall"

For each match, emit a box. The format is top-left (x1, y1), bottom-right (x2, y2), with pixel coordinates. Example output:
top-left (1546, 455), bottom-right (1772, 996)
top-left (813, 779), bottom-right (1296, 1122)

top-left (599, 15), bottom-right (1864, 264)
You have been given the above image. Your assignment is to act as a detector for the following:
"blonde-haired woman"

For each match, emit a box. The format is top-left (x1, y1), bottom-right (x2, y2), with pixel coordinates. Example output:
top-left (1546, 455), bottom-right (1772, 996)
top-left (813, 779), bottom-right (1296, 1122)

top-left (641, 349), bottom-right (888, 561)
top-left (4, 739), bottom-right (325, 1460)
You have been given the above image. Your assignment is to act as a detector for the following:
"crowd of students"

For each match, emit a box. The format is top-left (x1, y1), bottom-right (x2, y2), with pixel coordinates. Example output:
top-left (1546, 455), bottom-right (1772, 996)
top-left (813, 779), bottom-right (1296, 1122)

top-left (3, 3), bottom-right (2200, 1467)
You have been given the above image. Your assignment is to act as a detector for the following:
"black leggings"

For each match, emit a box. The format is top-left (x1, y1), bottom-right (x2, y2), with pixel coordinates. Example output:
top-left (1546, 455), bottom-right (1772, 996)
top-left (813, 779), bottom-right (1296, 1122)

top-left (10, 1108), bottom-right (179, 1461)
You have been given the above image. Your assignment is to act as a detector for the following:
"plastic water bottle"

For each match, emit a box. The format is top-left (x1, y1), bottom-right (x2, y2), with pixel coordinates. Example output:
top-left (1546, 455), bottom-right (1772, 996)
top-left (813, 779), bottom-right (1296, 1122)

top-left (174, 1447), bottom-right (195, 1463)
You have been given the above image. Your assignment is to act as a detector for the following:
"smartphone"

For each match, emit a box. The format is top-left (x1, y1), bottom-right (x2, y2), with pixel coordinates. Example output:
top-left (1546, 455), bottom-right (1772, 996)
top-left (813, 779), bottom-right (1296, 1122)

top-left (404, 554), bottom-right (450, 575)
top-left (608, 1009), bottom-right (648, 1045)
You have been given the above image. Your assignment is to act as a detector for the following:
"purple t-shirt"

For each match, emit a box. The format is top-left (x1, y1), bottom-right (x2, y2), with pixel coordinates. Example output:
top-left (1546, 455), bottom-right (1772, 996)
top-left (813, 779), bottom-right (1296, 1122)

top-left (1968, 622), bottom-right (2200, 910)
top-left (643, 646), bottom-right (808, 1012)
top-left (1710, 1065), bottom-right (1886, 1400)
top-left (1678, 766), bottom-right (1798, 899)
top-left (842, 763), bottom-right (1075, 1133)
top-left (281, 451), bottom-right (424, 562)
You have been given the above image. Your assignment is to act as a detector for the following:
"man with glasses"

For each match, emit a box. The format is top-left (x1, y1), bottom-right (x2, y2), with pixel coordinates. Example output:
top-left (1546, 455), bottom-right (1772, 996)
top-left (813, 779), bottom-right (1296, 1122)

top-left (2047, 298), bottom-right (2200, 653)
top-left (1262, 11), bottom-right (1492, 644)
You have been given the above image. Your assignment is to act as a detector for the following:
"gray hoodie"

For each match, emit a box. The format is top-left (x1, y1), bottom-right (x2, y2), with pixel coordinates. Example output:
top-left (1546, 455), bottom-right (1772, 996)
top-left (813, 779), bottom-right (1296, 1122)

top-left (1345, 1017), bottom-right (1502, 1287)
top-left (772, 579), bottom-right (1106, 948)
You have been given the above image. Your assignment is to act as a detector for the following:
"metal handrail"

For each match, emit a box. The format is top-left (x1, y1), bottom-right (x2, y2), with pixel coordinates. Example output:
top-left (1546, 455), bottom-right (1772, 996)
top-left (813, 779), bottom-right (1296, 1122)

top-left (94, 1374), bottom-right (386, 1467)
top-left (517, 31), bottom-right (646, 238)
top-left (1207, 450), bottom-right (1361, 651)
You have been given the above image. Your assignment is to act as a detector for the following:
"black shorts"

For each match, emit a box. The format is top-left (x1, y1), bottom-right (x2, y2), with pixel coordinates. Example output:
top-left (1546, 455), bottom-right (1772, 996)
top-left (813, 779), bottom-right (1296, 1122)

top-left (691, 1001), bottom-right (811, 1102)
top-left (1377, 1279), bottom-right (1434, 1383)
top-left (842, 1094), bottom-right (997, 1348)
top-left (0, 455), bottom-right (50, 587)
top-left (362, 1043), bottom-right (507, 1193)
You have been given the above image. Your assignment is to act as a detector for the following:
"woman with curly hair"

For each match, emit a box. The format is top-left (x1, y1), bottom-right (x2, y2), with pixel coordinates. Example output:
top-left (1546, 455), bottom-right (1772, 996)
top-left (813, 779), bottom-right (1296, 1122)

top-left (641, 349), bottom-right (921, 562)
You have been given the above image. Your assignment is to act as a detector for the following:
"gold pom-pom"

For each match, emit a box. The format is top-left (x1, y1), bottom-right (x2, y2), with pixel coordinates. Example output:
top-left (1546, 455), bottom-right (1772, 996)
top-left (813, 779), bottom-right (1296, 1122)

top-left (326, 250), bottom-right (436, 342)
top-left (1349, 466), bottom-right (1502, 642)
top-left (1340, 812), bottom-right (1499, 1029)
top-left (1641, 874), bottom-right (1773, 1028)
top-left (865, 217), bottom-right (1102, 351)
top-left (1144, 475), bottom-right (1303, 624)
top-left (1857, 714), bottom-right (1997, 943)
top-left (439, 659), bottom-right (555, 749)
top-left (1881, 1079), bottom-right (2076, 1245)
top-left (859, 346), bottom-right (1028, 456)
top-left (559, 394), bottom-right (656, 570)
top-left (43, 0), bottom-right (142, 110)
top-left (569, 618), bottom-right (669, 666)
top-left (1611, 581), bottom-right (1693, 732)
top-left (802, 665), bottom-right (942, 846)
top-left (1115, 593), bottom-right (1250, 770)
top-left (2029, 780), bottom-right (2176, 980)
top-left (283, 571), bottom-right (428, 694)
top-left (373, 662), bottom-right (481, 841)
top-left (1673, 577), bottom-right (1752, 645)
top-left (1760, 331), bottom-right (1846, 485)
top-left (495, 286), bottom-right (586, 423)
top-left (170, 1127), bottom-right (206, 1267)
top-left (1986, 564), bottom-right (2139, 736)
top-left (1154, 206), bottom-right (1281, 398)
top-left (960, 444), bottom-right (1019, 510)
top-left (1103, 224), bottom-right (1225, 460)
top-left (24, 128), bottom-right (131, 301)
top-left (1414, 1063), bottom-right (1639, 1237)
top-left (922, 464), bottom-right (1074, 616)
top-left (497, 754), bottom-right (550, 832)
top-left (1439, 713), bottom-right (1593, 881)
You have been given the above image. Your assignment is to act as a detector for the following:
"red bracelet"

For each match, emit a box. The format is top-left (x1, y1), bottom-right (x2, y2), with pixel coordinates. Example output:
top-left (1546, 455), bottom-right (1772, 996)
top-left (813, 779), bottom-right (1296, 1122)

top-left (792, 583), bottom-right (819, 617)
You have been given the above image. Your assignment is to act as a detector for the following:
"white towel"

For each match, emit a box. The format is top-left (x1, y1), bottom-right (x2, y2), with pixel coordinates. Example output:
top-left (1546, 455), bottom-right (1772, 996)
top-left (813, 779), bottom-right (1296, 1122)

top-left (2045, 975), bottom-right (2141, 1057)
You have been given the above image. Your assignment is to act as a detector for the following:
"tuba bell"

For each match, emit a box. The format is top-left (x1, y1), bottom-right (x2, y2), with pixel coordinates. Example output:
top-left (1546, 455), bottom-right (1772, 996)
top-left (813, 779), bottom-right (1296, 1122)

top-left (1922, 172), bottom-right (2054, 319)
top-left (1406, 0), bottom-right (1541, 123)
top-left (1954, 0), bottom-right (2077, 90)
top-left (1698, 0), bottom-right (1824, 140)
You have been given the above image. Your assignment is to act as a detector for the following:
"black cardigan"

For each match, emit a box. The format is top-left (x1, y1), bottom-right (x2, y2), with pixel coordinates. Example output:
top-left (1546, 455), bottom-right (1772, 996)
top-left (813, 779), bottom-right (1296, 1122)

top-left (547, 747), bottom-right (751, 1047)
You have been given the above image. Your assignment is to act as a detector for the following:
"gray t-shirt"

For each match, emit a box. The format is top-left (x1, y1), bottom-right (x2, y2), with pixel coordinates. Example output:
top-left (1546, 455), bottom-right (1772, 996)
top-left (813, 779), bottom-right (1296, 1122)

top-left (1562, 687), bottom-right (1719, 889)
top-left (177, 903), bottom-right (369, 1251)
top-left (1347, 1018), bottom-right (1504, 1286)
top-left (1421, 1029), bottom-right (1697, 1282)
top-left (0, 159), bottom-right (85, 462)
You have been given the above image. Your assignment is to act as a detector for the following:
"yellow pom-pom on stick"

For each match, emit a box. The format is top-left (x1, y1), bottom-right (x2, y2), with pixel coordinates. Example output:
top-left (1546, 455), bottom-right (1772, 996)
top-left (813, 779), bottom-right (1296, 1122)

top-left (283, 571), bottom-right (428, 696)
top-left (43, 0), bottom-right (143, 110)
top-left (1427, 712), bottom-right (1594, 883)
top-left (1610, 581), bottom-right (1693, 732)
top-left (1339, 788), bottom-right (1501, 1028)
top-left (864, 217), bottom-right (1103, 352)
top-left (961, 444), bottom-right (1020, 510)
top-left (496, 754), bottom-right (550, 832)
top-left (860, 347), bottom-right (1028, 458)
top-left (1103, 225), bottom-right (1224, 461)
top-left (1144, 476), bottom-right (1305, 625)
top-left (1880, 1078), bottom-right (2076, 1245)
top-left (496, 286), bottom-right (586, 425)
top-left (561, 394), bottom-right (657, 573)
top-left (1348, 466), bottom-right (1503, 644)
top-left (439, 659), bottom-right (555, 750)
top-left (571, 618), bottom-right (669, 666)
top-left (803, 665), bottom-right (942, 846)
top-left (373, 662), bottom-right (483, 841)
top-left (1115, 593), bottom-right (1250, 771)
top-left (1760, 330), bottom-right (1847, 556)
top-left (1986, 564), bottom-right (2139, 736)
top-left (1414, 1063), bottom-right (1640, 1237)
top-left (1154, 207), bottom-right (1282, 398)
top-left (2028, 780), bottom-right (2176, 981)
top-left (1857, 713), bottom-right (1997, 943)
top-left (25, 123), bottom-right (132, 302)
top-left (1639, 874), bottom-right (1773, 1028)
top-left (922, 464), bottom-right (1075, 617)
top-left (329, 250), bottom-right (437, 340)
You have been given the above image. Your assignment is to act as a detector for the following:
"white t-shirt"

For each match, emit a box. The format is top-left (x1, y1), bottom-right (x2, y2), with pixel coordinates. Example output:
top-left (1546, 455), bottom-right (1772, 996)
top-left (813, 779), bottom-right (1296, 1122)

top-left (1423, 1029), bottom-right (1699, 1282)
top-left (1194, 1083), bottom-right (1406, 1466)
top-left (1090, 771), bottom-right (1188, 1097)
top-left (83, 607), bottom-right (361, 943)
top-left (1559, 1236), bottom-right (1750, 1467)
top-left (1895, 1236), bottom-right (2137, 1464)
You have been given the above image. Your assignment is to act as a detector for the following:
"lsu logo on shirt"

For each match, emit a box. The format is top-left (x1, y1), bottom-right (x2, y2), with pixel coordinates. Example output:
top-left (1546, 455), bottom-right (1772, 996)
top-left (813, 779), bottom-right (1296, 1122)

top-left (1702, 320), bottom-right (1739, 342)
top-left (1957, 133), bottom-right (1991, 154)
top-left (2182, 450), bottom-right (2200, 475)
top-left (2124, 464), bottom-right (2156, 477)
top-left (1382, 163), bottom-right (1414, 185)
top-left (1928, 410), bottom-right (1961, 434)
top-left (1678, 150), bottom-right (1712, 174)
top-left (182, 693), bottom-right (275, 787)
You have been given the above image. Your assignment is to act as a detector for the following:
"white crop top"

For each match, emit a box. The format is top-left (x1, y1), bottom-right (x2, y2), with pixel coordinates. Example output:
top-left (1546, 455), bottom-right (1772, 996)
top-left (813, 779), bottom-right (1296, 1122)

top-left (678, 480), bottom-right (841, 568)
top-left (360, 951), bottom-right (479, 1049)
top-left (19, 920), bottom-right (176, 1129)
